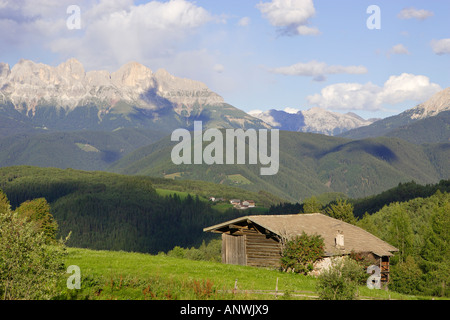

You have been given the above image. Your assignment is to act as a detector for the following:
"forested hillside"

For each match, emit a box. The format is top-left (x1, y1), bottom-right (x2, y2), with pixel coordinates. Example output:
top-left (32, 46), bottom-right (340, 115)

top-left (266, 180), bottom-right (450, 297)
top-left (0, 166), bottom-right (284, 254)
top-left (1, 165), bottom-right (448, 297)
top-left (0, 128), bottom-right (167, 171)
top-left (357, 191), bottom-right (449, 297)
top-left (110, 130), bottom-right (450, 201)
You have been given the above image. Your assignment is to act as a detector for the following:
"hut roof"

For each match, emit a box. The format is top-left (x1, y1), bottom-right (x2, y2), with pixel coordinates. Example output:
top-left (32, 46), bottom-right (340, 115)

top-left (204, 213), bottom-right (398, 257)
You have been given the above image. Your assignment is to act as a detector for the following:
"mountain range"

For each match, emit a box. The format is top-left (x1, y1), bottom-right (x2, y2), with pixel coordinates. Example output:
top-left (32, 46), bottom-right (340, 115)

top-left (109, 130), bottom-right (449, 201)
top-left (0, 58), bottom-right (449, 201)
top-left (248, 108), bottom-right (379, 136)
top-left (340, 87), bottom-right (450, 143)
top-left (0, 58), bottom-right (267, 136)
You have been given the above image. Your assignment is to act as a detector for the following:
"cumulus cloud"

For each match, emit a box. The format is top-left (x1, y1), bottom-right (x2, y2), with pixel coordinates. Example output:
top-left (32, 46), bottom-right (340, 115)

top-left (237, 17), bottom-right (250, 27)
top-left (268, 60), bottom-right (368, 81)
top-left (257, 0), bottom-right (319, 36)
top-left (307, 73), bottom-right (442, 111)
top-left (284, 107), bottom-right (301, 114)
top-left (0, 0), bottom-right (218, 71)
top-left (0, 0), bottom-right (75, 46)
top-left (398, 7), bottom-right (434, 20)
top-left (248, 109), bottom-right (263, 116)
top-left (60, 0), bottom-right (214, 69)
top-left (213, 64), bottom-right (225, 73)
top-left (388, 44), bottom-right (410, 56)
top-left (431, 38), bottom-right (450, 55)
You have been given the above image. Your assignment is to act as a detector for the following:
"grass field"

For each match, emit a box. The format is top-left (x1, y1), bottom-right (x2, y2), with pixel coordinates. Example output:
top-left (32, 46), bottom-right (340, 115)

top-left (75, 143), bottom-right (100, 153)
top-left (164, 172), bottom-right (183, 179)
top-left (60, 247), bottom-right (435, 301)
top-left (226, 174), bottom-right (252, 185)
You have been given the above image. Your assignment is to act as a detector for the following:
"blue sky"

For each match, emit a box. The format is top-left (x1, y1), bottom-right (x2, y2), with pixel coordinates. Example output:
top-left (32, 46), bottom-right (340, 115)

top-left (0, 0), bottom-right (449, 119)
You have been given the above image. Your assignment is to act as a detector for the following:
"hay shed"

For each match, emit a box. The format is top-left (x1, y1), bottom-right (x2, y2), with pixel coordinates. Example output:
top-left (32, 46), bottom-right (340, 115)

top-left (204, 213), bottom-right (398, 282)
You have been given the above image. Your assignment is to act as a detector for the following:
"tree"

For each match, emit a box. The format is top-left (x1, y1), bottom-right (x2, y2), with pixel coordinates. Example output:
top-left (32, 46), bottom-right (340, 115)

top-left (325, 199), bottom-right (357, 224)
top-left (0, 190), bottom-right (10, 214)
top-left (302, 196), bottom-right (322, 213)
top-left (387, 203), bottom-right (414, 263)
top-left (390, 256), bottom-right (423, 295)
top-left (15, 198), bottom-right (58, 243)
top-left (0, 193), bottom-right (67, 300)
top-left (419, 202), bottom-right (450, 296)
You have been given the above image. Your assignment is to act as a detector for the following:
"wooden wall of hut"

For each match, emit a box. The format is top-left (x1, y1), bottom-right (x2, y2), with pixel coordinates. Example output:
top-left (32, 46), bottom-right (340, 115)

top-left (222, 225), bottom-right (281, 268)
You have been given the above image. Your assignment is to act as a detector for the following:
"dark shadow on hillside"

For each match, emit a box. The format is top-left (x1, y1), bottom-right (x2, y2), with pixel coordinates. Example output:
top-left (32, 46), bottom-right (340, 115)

top-left (318, 140), bottom-right (398, 163)
top-left (134, 87), bottom-right (175, 120)
top-left (101, 150), bottom-right (122, 163)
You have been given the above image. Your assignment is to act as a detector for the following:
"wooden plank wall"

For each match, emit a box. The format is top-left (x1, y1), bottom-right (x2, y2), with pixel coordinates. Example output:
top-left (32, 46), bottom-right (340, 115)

top-left (242, 227), bottom-right (281, 268)
top-left (222, 226), bottom-right (282, 268)
top-left (222, 233), bottom-right (246, 265)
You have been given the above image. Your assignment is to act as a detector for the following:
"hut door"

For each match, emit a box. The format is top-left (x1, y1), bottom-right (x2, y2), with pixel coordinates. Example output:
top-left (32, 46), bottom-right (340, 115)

top-left (222, 234), bottom-right (247, 266)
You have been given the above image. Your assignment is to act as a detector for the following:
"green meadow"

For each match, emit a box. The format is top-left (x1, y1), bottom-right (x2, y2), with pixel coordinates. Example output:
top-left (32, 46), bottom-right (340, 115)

top-left (60, 247), bottom-right (434, 301)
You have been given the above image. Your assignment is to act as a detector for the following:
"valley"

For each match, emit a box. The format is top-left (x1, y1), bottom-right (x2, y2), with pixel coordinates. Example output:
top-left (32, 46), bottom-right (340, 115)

top-left (1, 59), bottom-right (448, 202)
top-left (0, 59), bottom-right (449, 301)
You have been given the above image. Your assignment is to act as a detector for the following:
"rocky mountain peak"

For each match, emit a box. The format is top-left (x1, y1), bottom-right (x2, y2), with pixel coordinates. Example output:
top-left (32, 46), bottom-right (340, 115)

top-left (153, 68), bottom-right (224, 107)
top-left (249, 107), bottom-right (376, 136)
top-left (0, 59), bottom-right (225, 116)
top-left (111, 61), bottom-right (153, 88)
top-left (411, 87), bottom-right (450, 119)
top-left (56, 58), bottom-right (86, 81)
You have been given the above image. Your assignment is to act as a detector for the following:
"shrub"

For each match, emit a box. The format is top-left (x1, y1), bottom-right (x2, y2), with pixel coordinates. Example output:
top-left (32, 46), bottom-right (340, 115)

top-left (166, 239), bottom-right (222, 262)
top-left (167, 246), bottom-right (186, 259)
top-left (316, 257), bottom-right (363, 300)
top-left (280, 232), bottom-right (325, 274)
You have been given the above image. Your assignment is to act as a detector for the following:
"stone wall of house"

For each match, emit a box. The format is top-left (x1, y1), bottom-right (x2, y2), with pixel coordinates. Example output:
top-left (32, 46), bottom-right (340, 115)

top-left (309, 256), bottom-right (345, 277)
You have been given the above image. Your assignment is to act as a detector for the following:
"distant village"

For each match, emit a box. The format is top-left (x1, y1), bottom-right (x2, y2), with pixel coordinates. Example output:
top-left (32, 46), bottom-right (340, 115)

top-left (209, 197), bottom-right (256, 210)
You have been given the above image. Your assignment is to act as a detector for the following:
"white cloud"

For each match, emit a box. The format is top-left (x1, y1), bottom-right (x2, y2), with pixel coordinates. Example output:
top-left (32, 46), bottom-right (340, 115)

top-left (388, 44), bottom-right (410, 56)
top-left (431, 38), bottom-right (450, 55)
top-left (378, 73), bottom-right (442, 105)
top-left (307, 73), bottom-right (442, 111)
top-left (213, 64), bottom-right (225, 73)
top-left (0, 0), bottom-right (76, 46)
top-left (257, 0), bottom-right (319, 36)
top-left (284, 107), bottom-right (301, 114)
top-left (248, 109), bottom-right (263, 116)
top-left (237, 17), bottom-right (250, 27)
top-left (295, 25), bottom-right (320, 36)
top-left (307, 82), bottom-right (381, 111)
top-left (269, 60), bottom-right (368, 81)
top-left (0, 0), bottom-right (217, 71)
top-left (398, 7), bottom-right (434, 20)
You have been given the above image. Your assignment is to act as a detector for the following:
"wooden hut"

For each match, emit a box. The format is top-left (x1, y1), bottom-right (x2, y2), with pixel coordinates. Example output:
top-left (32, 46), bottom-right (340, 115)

top-left (204, 213), bottom-right (398, 283)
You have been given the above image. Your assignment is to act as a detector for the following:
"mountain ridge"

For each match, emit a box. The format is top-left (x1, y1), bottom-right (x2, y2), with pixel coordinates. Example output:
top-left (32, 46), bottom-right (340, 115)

top-left (0, 58), bottom-right (268, 136)
top-left (249, 107), bottom-right (378, 136)
top-left (108, 130), bottom-right (450, 201)
top-left (340, 87), bottom-right (450, 141)
top-left (0, 58), bottom-right (225, 113)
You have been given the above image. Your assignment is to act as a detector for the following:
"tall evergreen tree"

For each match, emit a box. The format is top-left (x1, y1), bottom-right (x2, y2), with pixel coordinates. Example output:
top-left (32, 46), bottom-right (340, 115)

top-left (420, 202), bottom-right (450, 296)
top-left (302, 196), bottom-right (322, 213)
top-left (325, 199), bottom-right (357, 224)
top-left (387, 203), bottom-right (414, 263)
top-left (0, 190), bottom-right (10, 214)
